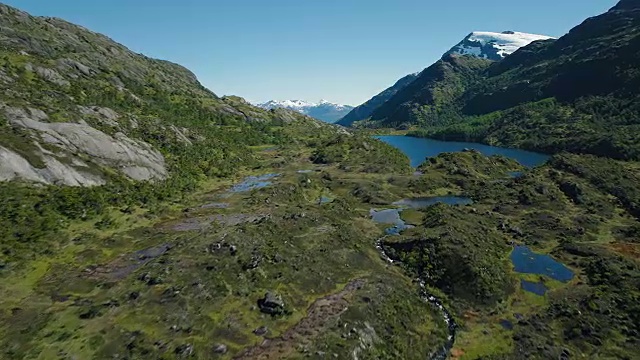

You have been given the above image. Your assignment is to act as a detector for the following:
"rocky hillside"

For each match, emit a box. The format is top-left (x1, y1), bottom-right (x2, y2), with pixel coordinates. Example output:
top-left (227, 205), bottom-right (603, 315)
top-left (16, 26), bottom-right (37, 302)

top-left (338, 31), bottom-right (551, 127)
top-left (409, 0), bottom-right (640, 160)
top-left (256, 99), bottom-right (353, 123)
top-left (0, 3), bottom-right (330, 187)
top-left (368, 55), bottom-right (492, 128)
top-left (337, 72), bottom-right (419, 127)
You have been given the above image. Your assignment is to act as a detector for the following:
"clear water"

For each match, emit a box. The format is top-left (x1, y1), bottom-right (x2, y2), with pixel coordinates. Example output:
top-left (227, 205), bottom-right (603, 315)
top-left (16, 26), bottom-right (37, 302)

top-left (508, 171), bottom-right (524, 178)
top-left (393, 196), bottom-right (473, 208)
top-left (319, 195), bottom-right (334, 205)
top-left (520, 279), bottom-right (548, 296)
top-left (370, 208), bottom-right (413, 235)
top-left (376, 135), bottom-right (550, 168)
top-left (370, 209), bottom-right (402, 224)
top-left (229, 173), bottom-right (280, 193)
top-left (511, 246), bottom-right (574, 282)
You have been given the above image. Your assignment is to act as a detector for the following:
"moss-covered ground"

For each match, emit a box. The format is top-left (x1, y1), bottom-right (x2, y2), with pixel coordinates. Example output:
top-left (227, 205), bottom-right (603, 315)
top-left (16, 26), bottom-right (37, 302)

top-left (1, 141), bottom-right (639, 359)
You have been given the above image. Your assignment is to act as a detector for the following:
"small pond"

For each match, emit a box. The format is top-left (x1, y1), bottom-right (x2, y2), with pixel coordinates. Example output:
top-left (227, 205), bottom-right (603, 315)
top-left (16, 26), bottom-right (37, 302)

top-left (393, 196), bottom-right (473, 208)
top-left (499, 319), bottom-right (514, 330)
top-left (370, 208), bottom-right (414, 235)
top-left (319, 195), bottom-right (334, 205)
top-left (376, 135), bottom-right (550, 168)
top-left (520, 279), bottom-right (548, 296)
top-left (229, 173), bottom-right (280, 193)
top-left (511, 245), bottom-right (574, 283)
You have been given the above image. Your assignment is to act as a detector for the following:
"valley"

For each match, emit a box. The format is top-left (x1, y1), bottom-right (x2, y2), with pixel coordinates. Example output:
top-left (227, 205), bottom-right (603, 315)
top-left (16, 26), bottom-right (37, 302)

top-left (3, 129), bottom-right (638, 359)
top-left (0, 1), bottom-right (639, 360)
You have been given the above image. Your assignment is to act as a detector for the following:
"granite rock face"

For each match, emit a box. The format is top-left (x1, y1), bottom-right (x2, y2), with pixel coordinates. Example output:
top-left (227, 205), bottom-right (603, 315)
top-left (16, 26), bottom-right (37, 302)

top-left (0, 2), bottom-right (335, 188)
top-left (1, 104), bottom-right (167, 185)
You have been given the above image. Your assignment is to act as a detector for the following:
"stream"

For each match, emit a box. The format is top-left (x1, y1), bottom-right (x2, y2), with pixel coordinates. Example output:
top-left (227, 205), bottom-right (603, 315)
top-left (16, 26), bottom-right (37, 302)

top-left (375, 236), bottom-right (456, 360)
top-left (368, 136), bottom-right (551, 358)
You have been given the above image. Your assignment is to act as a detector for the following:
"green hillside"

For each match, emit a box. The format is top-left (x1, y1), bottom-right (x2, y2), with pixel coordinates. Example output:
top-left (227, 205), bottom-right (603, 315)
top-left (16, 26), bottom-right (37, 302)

top-left (360, 2), bottom-right (640, 160)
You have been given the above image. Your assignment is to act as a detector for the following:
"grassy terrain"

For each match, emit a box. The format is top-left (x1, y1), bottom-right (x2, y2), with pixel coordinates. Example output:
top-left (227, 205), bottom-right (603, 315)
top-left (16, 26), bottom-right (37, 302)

top-left (2, 142), bottom-right (638, 359)
top-left (0, 139), bottom-right (445, 359)
top-left (0, 2), bottom-right (639, 359)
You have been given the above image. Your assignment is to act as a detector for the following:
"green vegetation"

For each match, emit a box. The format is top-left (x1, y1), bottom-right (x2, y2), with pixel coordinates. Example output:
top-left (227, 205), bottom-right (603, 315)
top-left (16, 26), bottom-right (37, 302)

top-left (356, 3), bottom-right (640, 161)
top-left (383, 204), bottom-right (516, 307)
top-left (1, 2), bottom-right (640, 360)
top-left (369, 55), bottom-right (492, 129)
top-left (410, 97), bottom-right (640, 160)
top-left (384, 152), bottom-right (640, 359)
top-left (310, 134), bottom-right (412, 174)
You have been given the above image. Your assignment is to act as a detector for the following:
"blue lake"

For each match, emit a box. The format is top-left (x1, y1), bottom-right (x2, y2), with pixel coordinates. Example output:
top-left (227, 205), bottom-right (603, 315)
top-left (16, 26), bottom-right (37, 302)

top-left (376, 135), bottom-right (550, 168)
top-left (511, 246), bottom-right (575, 283)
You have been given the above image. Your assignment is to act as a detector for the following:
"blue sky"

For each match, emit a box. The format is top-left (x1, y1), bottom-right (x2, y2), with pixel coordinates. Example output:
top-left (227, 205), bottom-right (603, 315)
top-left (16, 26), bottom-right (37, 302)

top-left (5, 0), bottom-right (618, 105)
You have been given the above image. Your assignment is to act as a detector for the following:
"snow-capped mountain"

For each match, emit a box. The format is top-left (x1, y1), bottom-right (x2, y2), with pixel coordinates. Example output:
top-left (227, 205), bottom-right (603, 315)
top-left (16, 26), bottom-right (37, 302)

top-left (444, 31), bottom-right (555, 61)
top-left (257, 100), bottom-right (354, 123)
top-left (338, 31), bottom-right (554, 126)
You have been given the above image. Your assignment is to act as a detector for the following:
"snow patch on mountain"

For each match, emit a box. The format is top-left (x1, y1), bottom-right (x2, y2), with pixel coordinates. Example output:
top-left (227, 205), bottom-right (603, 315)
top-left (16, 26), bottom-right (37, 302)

top-left (446, 31), bottom-right (555, 61)
top-left (257, 100), bottom-right (354, 123)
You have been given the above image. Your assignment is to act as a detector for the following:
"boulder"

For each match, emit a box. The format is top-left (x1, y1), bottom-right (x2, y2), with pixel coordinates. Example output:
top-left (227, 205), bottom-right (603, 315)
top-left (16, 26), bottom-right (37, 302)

top-left (559, 181), bottom-right (584, 204)
top-left (212, 344), bottom-right (227, 354)
top-left (174, 344), bottom-right (194, 357)
top-left (258, 291), bottom-right (285, 315)
top-left (57, 58), bottom-right (94, 76)
top-left (36, 66), bottom-right (70, 86)
top-left (253, 326), bottom-right (268, 336)
top-left (78, 106), bottom-right (120, 127)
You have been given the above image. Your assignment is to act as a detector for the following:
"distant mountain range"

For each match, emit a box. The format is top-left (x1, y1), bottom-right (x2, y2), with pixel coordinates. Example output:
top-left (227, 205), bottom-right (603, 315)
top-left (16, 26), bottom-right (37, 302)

top-left (256, 99), bottom-right (354, 123)
top-left (337, 31), bottom-right (553, 126)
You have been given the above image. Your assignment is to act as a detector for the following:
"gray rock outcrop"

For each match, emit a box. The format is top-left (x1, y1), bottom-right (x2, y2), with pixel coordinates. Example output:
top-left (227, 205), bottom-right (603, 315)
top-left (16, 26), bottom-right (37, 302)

top-left (258, 291), bottom-right (285, 315)
top-left (77, 106), bottom-right (120, 127)
top-left (25, 63), bottom-right (70, 86)
top-left (1, 105), bottom-right (167, 185)
top-left (0, 146), bottom-right (105, 186)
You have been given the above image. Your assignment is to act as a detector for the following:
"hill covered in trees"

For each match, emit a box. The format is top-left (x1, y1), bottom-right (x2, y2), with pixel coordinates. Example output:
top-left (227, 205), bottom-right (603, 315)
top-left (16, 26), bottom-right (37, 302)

top-left (355, 1), bottom-right (640, 160)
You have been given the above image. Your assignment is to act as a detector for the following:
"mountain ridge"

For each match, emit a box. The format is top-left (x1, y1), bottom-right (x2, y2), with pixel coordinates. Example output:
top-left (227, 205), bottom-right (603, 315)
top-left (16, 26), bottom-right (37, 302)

top-left (337, 72), bottom-right (420, 127)
top-left (337, 30), bottom-right (552, 126)
top-left (443, 31), bottom-right (555, 61)
top-left (256, 99), bottom-right (353, 123)
top-left (395, 0), bottom-right (640, 160)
